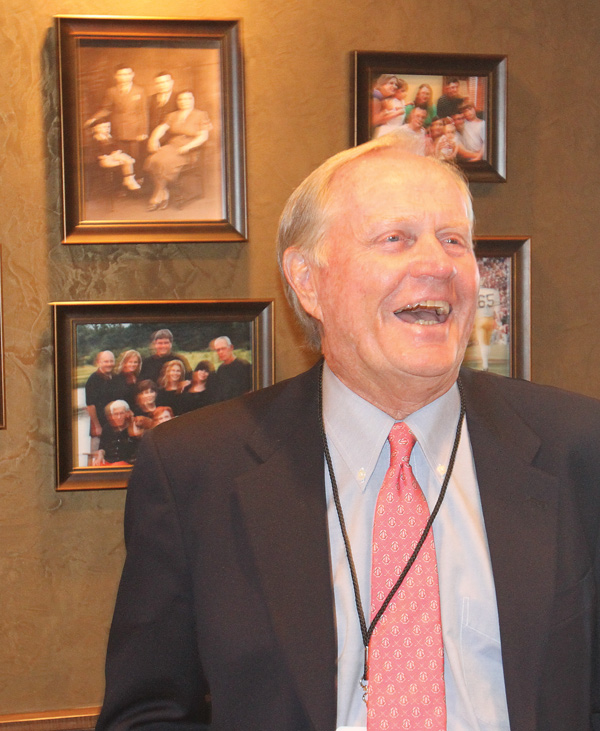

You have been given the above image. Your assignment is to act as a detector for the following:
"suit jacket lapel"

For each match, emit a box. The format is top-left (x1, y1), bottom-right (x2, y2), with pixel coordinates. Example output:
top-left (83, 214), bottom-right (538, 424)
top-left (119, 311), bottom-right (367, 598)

top-left (460, 369), bottom-right (560, 730)
top-left (234, 365), bottom-right (337, 731)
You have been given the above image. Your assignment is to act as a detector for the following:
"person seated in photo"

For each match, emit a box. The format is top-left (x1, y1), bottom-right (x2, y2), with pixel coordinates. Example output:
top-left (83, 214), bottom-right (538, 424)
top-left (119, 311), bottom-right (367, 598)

top-left (89, 121), bottom-right (141, 191)
top-left (179, 360), bottom-right (217, 414)
top-left (92, 399), bottom-right (139, 466)
top-left (144, 89), bottom-right (212, 211)
top-left (156, 359), bottom-right (190, 416)
top-left (390, 106), bottom-right (428, 155)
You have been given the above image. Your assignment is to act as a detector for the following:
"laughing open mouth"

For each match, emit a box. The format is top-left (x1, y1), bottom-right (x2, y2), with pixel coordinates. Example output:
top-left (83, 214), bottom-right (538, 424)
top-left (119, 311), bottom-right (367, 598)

top-left (394, 300), bottom-right (451, 325)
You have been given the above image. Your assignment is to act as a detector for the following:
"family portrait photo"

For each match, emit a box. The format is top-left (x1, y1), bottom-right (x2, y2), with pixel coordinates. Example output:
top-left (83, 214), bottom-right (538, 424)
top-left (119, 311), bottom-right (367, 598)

top-left (53, 300), bottom-right (273, 489)
top-left (78, 45), bottom-right (223, 224)
top-left (370, 73), bottom-right (488, 164)
top-left (353, 51), bottom-right (507, 182)
top-left (57, 17), bottom-right (246, 243)
top-left (74, 320), bottom-right (253, 470)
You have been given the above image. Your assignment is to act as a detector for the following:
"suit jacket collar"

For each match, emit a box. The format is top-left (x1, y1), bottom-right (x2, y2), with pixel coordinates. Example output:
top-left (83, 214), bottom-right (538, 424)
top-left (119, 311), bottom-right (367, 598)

top-left (460, 367), bottom-right (560, 730)
top-left (235, 363), bottom-right (337, 731)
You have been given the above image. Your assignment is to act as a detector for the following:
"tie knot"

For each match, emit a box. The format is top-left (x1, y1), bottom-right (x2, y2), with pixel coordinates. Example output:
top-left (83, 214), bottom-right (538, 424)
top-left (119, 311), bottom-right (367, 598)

top-left (388, 422), bottom-right (416, 467)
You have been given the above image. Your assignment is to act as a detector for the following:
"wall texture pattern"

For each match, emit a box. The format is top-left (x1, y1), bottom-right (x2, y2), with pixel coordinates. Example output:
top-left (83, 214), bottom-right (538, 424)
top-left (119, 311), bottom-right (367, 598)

top-left (0, 0), bottom-right (599, 714)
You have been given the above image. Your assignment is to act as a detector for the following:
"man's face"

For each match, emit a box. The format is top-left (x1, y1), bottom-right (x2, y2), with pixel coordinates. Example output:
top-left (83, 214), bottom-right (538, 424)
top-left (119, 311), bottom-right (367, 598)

top-left (409, 108), bottom-right (427, 130)
top-left (445, 81), bottom-right (459, 98)
top-left (115, 68), bottom-right (134, 86)
top-left (109, 405), bottom-right (128, 429)
top-left (153, 338), bottom-right (172, 357)
top-left (463, 106), bottom-right (477, 121)
top-left (289, 153), bottom-right (478, 405)
top-left (451, 113), bottom-right (465, 131)
top-left (155, 74), bottom-right (174, 94)
top-left (96, 352), bottom-right (115, 375)
top-left (214, 340), bottom-right (235, 363)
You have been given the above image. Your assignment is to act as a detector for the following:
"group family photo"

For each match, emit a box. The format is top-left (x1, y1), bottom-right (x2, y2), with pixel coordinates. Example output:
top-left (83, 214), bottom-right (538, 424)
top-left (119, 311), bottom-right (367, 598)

top-left (75, 321), bottom-right (253, 469)
top-left (370, 73), bottom-right (487, 163)
top-left (77, 42), bottom-right (224, 223)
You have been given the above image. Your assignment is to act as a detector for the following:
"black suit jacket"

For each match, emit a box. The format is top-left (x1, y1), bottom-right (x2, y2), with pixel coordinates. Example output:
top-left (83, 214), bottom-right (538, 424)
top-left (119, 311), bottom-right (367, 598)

top-left (97, 365), bottom-right (600, 731)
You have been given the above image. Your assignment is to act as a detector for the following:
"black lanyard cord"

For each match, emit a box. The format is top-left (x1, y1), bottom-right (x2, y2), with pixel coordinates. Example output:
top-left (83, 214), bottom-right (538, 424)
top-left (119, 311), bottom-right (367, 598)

top-left (317, 362), bottom-right (466, 681)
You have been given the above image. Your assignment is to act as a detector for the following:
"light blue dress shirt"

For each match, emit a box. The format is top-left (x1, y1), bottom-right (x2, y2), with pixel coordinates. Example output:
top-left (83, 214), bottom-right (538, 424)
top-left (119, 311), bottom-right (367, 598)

top-left (322, 364), bottom-right (511, 730)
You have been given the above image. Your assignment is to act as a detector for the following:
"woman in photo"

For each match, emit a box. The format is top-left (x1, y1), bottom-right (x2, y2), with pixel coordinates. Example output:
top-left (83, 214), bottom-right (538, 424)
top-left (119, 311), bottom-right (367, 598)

top-left (157, 359), bottom-right (190, 415)
top-left (180, 360), bottom-right (216, 414)
top-left (113, 349), bottom-right (142, 407)
top-left (144, 90), bottom-right (212, 211)
top-left (404, 83), bottom-right (437, 128)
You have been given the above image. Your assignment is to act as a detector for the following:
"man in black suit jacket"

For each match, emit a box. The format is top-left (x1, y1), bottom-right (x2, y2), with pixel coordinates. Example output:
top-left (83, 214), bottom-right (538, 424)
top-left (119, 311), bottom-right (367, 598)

top-left (97, 137), bottom-right (600, 730)
top-left (148, 71), bottom-right (178, 135)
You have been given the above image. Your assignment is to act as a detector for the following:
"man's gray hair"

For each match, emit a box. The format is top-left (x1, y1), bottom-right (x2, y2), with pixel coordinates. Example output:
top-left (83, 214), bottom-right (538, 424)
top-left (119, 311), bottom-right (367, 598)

top-left (107, 399), bottom-right (130, 415)
top-left (213, 335), bottom-right (233, 347)
top-left (276, 134), bottom-right (474, 350)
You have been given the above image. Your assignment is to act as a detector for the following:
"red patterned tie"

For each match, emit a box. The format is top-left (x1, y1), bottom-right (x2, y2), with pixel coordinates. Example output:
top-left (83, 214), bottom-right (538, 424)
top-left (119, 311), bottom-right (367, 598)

top-left (367, 422), bottom-right (446, 730)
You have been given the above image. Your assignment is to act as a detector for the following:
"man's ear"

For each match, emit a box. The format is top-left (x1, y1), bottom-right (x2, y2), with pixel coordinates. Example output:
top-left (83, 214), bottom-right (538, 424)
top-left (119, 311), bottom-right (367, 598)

top-left (281, 247), bottom-right (323, 322)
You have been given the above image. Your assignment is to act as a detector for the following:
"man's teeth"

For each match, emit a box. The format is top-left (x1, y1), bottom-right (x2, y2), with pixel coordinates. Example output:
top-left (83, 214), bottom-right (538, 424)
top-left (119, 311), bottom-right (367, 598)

top-left (394, 301), bottom-right (451, 325)
top-left (396, 301), bottom-right (450, 315)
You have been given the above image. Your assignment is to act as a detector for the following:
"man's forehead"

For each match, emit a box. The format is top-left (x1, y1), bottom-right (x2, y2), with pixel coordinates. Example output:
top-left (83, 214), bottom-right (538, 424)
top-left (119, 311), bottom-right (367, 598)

top-left (324, 153), bottom-right (472, 237)
top-left (330, 152), bottom-right (464, 201)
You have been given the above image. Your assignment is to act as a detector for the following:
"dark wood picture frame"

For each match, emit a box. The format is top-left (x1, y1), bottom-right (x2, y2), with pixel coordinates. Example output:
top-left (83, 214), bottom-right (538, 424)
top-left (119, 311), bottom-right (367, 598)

top-left (52, 299), bottom-right (274, 490)
top-left (353, 51), bottom-right (507, 182)
top-left (463, 236), bottom-right (531, 379)
top-left (56, 16), bottom-right (247, 244)
top-left (0, 247), bottom-right (4, 429)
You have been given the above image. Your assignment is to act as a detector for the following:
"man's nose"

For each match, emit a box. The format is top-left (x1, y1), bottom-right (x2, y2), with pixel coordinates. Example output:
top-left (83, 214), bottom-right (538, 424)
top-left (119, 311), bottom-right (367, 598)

top-left (407, 234), bottom-right (457, 280)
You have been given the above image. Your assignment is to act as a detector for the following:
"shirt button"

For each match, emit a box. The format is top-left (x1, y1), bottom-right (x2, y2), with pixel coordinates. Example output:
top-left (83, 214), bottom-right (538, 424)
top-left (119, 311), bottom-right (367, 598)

top-left (437, 464), bottom-right (447, 475)
top-left (357, 467), bottom-right (366, 483)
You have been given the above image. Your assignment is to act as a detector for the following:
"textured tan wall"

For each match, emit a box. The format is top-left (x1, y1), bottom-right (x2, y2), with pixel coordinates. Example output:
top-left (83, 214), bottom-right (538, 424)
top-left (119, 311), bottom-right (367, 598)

top-left (0, 0), bottom-right (599, 714)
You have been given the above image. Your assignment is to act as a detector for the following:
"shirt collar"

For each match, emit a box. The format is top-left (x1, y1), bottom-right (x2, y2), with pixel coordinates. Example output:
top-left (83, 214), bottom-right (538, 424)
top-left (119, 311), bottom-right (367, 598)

top-left (322, 362), bottom-right (461, 490)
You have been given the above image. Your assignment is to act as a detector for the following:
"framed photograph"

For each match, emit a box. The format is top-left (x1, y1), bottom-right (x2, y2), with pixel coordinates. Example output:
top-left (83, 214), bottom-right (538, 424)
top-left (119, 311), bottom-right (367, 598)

top-left (56, 16), bottom-right (246, 244)
top-left (52, 299), bottom-right (274, 490)
top-left (353, 51), bottom-right (507, 182)
top-left (463, 237), bottom-right (531, 379)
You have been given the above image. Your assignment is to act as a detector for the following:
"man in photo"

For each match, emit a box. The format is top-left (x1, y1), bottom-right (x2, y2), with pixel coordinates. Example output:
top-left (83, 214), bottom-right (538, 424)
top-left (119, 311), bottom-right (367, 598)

top-left (436, 76), bottom-right (464, 119)
top-left (85, 64), bottom-right (148, 173)
top-left (84, 350), bottom-right (115, 454)
top-left (212, 335), bottom-right (252, 401)
top-left (460, 101), bottom-right (486, 160)
top-left (148, 71), bottom-right (178, 134)
top-left (93, 399), bottom-right (139, 466)
top-left (139, 329), bottom-right (191, 384)
top-left (97, 136), bottom-right (600, 731)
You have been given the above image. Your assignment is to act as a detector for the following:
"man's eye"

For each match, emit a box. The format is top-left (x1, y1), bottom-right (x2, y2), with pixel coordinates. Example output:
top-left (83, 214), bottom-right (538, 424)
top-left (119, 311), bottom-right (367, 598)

top-left (385, 234), bottom-right (400, 242)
